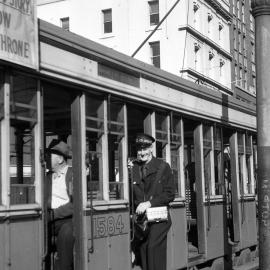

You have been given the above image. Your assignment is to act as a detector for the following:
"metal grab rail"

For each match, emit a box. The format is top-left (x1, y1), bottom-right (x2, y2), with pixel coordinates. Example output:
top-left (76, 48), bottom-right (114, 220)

top-left (88, 163), bottom-right (95, 255)
top-left (40, 148), bottom-right (49, 267)
top-left (128, 158), bottom-right (136, 243)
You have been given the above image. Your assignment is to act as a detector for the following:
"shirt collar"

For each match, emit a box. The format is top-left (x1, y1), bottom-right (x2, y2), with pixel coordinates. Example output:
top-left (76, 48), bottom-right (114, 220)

top-left (53, 165), bottom-right (68, 178)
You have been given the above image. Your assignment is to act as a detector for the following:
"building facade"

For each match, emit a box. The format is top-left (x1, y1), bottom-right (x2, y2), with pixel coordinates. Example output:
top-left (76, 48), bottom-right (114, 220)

top-left (230, 0), bottom-right (256, 104)
top-left (37, 0), bottom-right (255, 102)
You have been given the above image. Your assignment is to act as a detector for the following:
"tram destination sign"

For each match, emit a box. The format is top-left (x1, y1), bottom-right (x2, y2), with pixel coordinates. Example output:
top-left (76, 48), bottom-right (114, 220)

top-left (0, 0), bottom-right (38, 69)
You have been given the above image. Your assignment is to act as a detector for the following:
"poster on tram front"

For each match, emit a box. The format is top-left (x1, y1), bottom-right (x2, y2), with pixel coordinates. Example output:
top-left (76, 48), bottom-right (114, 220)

top-left (0, 0), bottom-right (38, 70)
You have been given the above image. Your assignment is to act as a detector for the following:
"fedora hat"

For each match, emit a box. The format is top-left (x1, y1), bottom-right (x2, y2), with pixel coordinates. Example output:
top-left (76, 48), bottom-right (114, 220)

top-left (47, 139), bottom-right (71, 159)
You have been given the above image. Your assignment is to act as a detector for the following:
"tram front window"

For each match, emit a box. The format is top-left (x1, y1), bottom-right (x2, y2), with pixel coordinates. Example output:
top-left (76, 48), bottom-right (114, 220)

top-left (170, 114), bottom-right (182, 197)
top-left (238, 133), bottom-right (244, 195)
top-left (203, 125), bottom-right (212, 196)
top-left (108, 99), bottom-right (125, 200)
top-left (0, 74), bottom-right (3, 203)
top-left (10, 75), bottom-right (37, 205)
top-left (156, 112), bottom-right (168, 160)
top-left (214, 127), bottom-right (223, 195)
top-left (86, 96), bottom-right (104, 201)
top-left (245, 134), bottom-right (253, 194)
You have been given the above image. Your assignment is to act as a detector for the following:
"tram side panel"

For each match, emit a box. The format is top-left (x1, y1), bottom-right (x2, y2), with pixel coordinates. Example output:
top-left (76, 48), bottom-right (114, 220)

top-left (204, 203), bottom-right (227, 260)
top-left (167, 206), bottom-right (188, 270)
top-left (0, 221), bottom-right (5, 270)
top-left (9, 218), bottom-right (41, 270)
top-left (86, 210), bottom-right (131, 270)
top-left (240, 200), bottom-right (257, 249)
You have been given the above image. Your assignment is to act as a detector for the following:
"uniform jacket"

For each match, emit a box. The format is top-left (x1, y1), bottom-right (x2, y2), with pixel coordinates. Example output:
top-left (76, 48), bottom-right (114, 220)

top-left (45, 167), bottom-right (73, 221)
top-left (132, 157), bottom-right (175, 209)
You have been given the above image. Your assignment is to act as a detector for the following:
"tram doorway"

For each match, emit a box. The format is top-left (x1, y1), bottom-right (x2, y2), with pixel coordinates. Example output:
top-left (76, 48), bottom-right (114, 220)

top-left (184, 121), bottom-right (199, 258)
top-left (184, 121), bottom-right (206, 260)
top-left (42, 82), bottom-right (77, 270)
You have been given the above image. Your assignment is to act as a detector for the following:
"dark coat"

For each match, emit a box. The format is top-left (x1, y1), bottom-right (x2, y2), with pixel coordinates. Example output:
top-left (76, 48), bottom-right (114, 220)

top-left (45, 167), bottom-right (73, 220)
top-left (132, 157), bottom-right (175, 209)
top-left (131, 157), bottom-right (175, 270)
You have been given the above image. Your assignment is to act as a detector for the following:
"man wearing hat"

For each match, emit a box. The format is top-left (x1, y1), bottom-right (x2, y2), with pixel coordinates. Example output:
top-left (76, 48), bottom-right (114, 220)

top-left (131, 133), bottom-right (175, 270)
top-left (45, 139), bottom-right (74, 270)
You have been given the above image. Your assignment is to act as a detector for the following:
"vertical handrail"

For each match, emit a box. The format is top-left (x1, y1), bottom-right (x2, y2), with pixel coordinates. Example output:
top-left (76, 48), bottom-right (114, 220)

top-left (40, 148), bottom-right (49, 264)
top-left (128, 158), bottom-right (135, 242)
top-left (88, 160), bottom-right (95, 254)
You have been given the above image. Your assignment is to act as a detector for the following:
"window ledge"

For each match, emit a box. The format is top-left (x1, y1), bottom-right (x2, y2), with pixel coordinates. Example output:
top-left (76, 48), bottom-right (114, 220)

top-left (240, 194), bottom-right (256, 201)
top-left (145, 26), bottom-right (162, 33)
top-left (86, 199), bottom-right (129, 211)
top-left (100, 34), bottom-right (115, 40)
top-left (204, 195), bottom-right (225, 203)
top-left (170, 198), bottom-right (185, 207)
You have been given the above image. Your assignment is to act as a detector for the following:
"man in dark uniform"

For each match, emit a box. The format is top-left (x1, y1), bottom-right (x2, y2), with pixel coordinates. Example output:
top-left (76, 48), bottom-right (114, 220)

top-left (131, 133), bottom-right (175, 270)
top-left (45, 139), bottom-right (74, 270)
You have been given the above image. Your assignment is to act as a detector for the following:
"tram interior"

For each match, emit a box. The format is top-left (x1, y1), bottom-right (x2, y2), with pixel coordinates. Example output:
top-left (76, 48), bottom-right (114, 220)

top-left (184, 121), bottom-right (199, 257)
top-left (10, 74), bottom-right (37, 205)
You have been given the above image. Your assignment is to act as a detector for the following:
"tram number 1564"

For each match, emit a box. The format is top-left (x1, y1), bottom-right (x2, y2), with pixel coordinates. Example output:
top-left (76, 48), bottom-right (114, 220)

top-left (93, 214), bottom-right (125, 238)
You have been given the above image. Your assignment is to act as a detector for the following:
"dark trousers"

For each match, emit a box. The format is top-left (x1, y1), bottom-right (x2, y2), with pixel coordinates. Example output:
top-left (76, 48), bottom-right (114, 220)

top-left (53, 218), bottom-right (74, 270)
top-left (139, 220), bottom-right (171, 270)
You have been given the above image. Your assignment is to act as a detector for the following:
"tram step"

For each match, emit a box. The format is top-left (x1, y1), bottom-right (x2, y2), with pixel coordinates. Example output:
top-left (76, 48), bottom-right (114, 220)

top-left (233, 258), bottom-right (258, 270)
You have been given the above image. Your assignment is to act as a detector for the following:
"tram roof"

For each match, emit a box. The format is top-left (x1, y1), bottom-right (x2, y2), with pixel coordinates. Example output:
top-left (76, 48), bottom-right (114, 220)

top-left (38, 19), bottom-right (256, 122)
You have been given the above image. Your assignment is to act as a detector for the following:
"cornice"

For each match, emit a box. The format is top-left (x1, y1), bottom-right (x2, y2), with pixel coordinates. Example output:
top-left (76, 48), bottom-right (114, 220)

top-left (204, 0), bottom-right (232, 21)
top-left (178, 25), bottom-right (232, 60)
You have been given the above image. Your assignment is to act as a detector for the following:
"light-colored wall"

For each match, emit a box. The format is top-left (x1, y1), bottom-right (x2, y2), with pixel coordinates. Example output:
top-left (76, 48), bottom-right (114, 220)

top-left (37, 0), bottom-right (232, 91)
top-left (37, 0), bottom-right (70, 26)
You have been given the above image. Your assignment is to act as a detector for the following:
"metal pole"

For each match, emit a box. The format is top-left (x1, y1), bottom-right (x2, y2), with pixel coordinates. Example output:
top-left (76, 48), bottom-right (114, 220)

top-left (131, 0), bottom-right (181, 57)
top-left (252, 1), bottom-right (270, 269)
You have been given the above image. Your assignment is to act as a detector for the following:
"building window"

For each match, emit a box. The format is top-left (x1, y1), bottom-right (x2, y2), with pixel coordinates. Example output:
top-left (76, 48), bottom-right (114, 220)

top-left (243, 36), bottom-right (246, 55)
top-left (243, 70), bottom-right (247, 89)
top-left (60, 17), bottom-right (69, 31)
top-left (250, 13), bottom-right (254, 31)
top-left (102, 9), bottom-right (112, 33)
top-left (218, 22), bottom-right (224, 41)
top-left (194, 42), bottom-right (201, 71)
top-left (234, 65), bottom-right (238, 86)
top-left (193, 2), bottom-right (200, 29)
top-left (237, 0), bottom-right (240, 19)
top-left (219, 59), bottom-right (225, 76)
top-left (149, 1), bottom-right (159, 25)
top-left (207, 12), bottom-right (213, 34)
top-left (251, 41), bottom-right (255, 62)
top-left (209, 50), bottom-right (215, 77)
top-left (241, 2), bottom-right (245, 23)
top-left (239, 67), bottom-right (242, 86)
top-left (238, 33), bottom-right (242, 51)
top-left (252, 74), bottom-right (256, 87)
top-left (150, 41), bottom-right (160, 68)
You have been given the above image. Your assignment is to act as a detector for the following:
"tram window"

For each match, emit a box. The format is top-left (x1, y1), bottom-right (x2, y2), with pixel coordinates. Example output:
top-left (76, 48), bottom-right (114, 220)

top-left (108, 99), bottom-right (125, 200)
top-left (127, 104), bottom-right (150, 158)
top-left (238, 133), bottom-right (245, 195)
top-left (203, 125), bottom-right (212, 196)
top-left (0, 75), bottom-right (3, 204)
top-left (253, 140), bottom-right (257, 194)
top-left (10, 75), bottom-right (37, 205)
top-left (155, 112), bottom-right (168, 160)
top-left (245, 134), bottom-right (254, 194)
top-left (170, 114), bottom-right (182, 197)
top-left (85, 96), bottom-right (104, 201)
top-left (0, 79), bottom-right (3, 120)
top-left (214, 127), bottom-right (223, 195)
top-left (184, 121), bottom-right (196, 219)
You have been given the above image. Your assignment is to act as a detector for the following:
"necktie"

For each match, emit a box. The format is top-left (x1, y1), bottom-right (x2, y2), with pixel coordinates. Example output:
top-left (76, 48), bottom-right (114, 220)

top-left (141, 165), bottom-right (147, 179)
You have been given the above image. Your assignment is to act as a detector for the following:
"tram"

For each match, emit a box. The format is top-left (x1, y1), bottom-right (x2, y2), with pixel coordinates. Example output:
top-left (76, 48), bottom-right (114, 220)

top-left (0, 20), bottom-right (258, 270)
